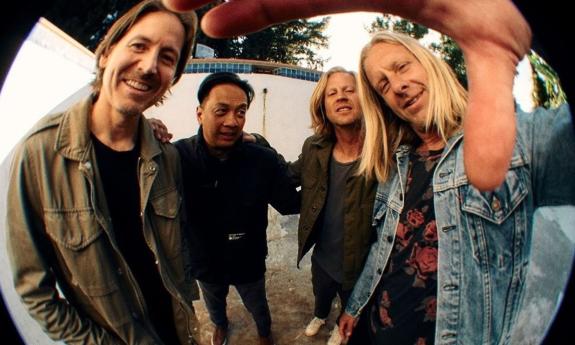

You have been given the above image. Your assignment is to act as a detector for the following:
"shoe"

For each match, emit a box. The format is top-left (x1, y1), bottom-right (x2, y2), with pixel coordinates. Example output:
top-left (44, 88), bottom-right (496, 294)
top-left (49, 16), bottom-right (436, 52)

top-left (259, 334), bottom-right (274, 345)
top-left (304, 316), bottom-right (326, 336)
top-left (327, 324), bottom-right (343, 345)
top-left (211, 325), bottom-right (228, 345)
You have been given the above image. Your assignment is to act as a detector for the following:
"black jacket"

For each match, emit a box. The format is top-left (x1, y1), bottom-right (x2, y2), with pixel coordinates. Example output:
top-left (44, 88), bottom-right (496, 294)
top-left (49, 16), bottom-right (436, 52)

top-left (175, 129), bottom-right (300, 284)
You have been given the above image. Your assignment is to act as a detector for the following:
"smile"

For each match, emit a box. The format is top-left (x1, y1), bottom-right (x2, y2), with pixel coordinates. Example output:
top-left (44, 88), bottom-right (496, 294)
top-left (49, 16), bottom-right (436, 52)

top-left (404, 92), bottom-right (422, 109)
top-left (125, 79), bottom-right (152, 92)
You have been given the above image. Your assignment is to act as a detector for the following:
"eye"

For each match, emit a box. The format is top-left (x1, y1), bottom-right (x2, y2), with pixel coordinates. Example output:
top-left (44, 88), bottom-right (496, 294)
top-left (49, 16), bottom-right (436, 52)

top-left (398, 62), bottom-right (409, 72)
top-left (345, 87), bottom-right (356, 94)
top-left (214, 108), bottom-right (227, 116)
top-left (378, 79), bottom-right (389, 95)
top-left (130, 42), bottom-right (147, 52)
top-left (236, 108), bottom-right (247, 117)
top-left (327, 90), bottom-right (337, 97)
top-left (160, 51), bottom-right (178, 67)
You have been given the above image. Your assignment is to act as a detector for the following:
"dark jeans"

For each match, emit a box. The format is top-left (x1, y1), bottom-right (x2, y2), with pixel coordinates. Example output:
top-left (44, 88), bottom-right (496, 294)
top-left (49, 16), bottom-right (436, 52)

top-left (198, 278), bottom-right (272, 337)
top-left (311, 258), bottom-right (369, 345)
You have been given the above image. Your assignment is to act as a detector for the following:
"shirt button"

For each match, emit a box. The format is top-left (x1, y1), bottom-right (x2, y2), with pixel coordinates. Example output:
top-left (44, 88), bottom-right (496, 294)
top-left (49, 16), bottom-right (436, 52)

top-left (377, 268), bottom-right (383, 275)
top-left (491, 197), bottom-right (501, 211)
top-left (386, 235), bottom-right (393, 243)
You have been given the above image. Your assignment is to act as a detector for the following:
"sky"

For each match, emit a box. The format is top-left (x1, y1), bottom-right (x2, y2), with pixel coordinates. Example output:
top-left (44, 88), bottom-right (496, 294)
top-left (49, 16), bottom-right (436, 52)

top-left (315, 12), bottom-right (381, 72)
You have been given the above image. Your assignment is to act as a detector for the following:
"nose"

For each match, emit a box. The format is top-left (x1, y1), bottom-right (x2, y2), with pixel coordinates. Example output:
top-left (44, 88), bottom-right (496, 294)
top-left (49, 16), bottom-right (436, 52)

top-left (390, 77), bottom-right (408, 95)
top-left (222, 113), bottom-right (239, 127)
top-left (139, 51), bottom-right (159, 75)
top-left (335, 89), bottom-right (349, 101)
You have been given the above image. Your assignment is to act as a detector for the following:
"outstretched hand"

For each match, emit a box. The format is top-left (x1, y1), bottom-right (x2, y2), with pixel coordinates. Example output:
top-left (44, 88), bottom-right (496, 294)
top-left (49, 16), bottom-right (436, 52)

top-left (163, 0), bottom-right (532, 190)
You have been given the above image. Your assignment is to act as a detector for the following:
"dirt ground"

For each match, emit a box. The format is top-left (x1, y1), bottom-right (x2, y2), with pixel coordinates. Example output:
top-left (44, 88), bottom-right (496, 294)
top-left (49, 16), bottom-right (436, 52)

top-left (193, 213), bottom-right (343, 345)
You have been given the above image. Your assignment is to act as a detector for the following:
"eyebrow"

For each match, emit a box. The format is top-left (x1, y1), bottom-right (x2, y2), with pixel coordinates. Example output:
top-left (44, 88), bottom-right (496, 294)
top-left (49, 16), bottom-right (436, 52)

top-left (129, 35), bottom-right (180, 55)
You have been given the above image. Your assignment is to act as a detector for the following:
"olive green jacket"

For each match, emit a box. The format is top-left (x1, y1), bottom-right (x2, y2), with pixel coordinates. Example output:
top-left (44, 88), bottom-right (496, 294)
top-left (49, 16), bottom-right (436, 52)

top-left (290, 134), bottom-right (377, 291)
top-left (6, 98), bottom-right (200, 345)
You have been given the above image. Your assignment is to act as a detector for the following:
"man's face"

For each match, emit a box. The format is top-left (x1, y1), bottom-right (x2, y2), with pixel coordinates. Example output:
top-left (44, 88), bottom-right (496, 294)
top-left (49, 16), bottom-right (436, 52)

top-left (97, 11), bottom-right (184, 117)
top-left (197, 83), bottom-right (248, 152)
top-left (323, 72), bottom-right (362, 128)
top-left (364, 42), bottom-right (430, 132)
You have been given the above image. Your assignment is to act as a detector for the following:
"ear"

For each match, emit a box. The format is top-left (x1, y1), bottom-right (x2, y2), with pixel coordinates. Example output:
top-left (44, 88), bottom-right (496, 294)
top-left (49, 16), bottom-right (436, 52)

top-left (196, 106), bottom-right (203, 125)
top-left (98, 53), bottom-right (109, 69)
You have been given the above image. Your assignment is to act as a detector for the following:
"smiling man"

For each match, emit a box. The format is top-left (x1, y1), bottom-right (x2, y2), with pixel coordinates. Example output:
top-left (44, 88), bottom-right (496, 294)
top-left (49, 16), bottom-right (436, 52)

top-left (339, 31), bottom-right (575, 345)
top-left (173, 72), bottom-right (300, 345)
top-left (6, 1), bottom-right (201, 344)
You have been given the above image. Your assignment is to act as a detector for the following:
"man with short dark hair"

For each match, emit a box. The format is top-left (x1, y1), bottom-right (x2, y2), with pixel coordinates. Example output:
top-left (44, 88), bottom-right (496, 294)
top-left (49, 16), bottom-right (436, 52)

top-left (174, 72), bottom-right (300, 345)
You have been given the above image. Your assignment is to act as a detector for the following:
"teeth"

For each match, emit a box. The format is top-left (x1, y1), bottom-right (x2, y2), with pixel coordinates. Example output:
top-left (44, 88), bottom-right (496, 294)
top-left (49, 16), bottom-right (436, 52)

top-left (406, 94), bottom-right (419, 108)
top-left (125, 79), bottom-right (151, 91)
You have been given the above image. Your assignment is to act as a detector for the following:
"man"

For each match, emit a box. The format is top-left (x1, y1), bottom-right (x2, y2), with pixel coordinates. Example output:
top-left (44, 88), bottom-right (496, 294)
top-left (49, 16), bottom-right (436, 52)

top-left (279, 67), bottom-right (376, 345)
top-left (338, 31), bottom-right (575, 344)
top-left (174, 72), bottom-right (300, 345)
top-left (6, 1), bottom-right (201, 344)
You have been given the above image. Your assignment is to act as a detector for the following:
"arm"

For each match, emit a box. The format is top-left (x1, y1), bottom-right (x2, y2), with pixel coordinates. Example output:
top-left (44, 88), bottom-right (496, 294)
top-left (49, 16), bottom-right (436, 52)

top-left (525, 104), bottom-right (575, 207)
top-left (267, 149), bottom-right (301, 215)
top-left (251, 132), bottom-right (304, 186)
top-left (6, 144), bottom-right (119, 344)
top-left (163, 0), bottom-right (531, 191)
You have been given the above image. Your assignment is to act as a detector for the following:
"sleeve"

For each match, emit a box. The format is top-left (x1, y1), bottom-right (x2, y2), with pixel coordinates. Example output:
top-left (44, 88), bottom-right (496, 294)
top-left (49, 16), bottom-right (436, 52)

top-left (5, 142), bottom-right (119, 345)
top-left (268, 150), bottom-right (301, 215)
top-left (252, 132), bottom-right (303, 186)
top-left (522, 103), bottom-right (575, 206)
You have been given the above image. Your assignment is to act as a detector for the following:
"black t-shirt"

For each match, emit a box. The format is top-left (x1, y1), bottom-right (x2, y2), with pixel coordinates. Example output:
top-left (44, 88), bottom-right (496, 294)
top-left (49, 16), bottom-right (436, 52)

top-left (370, 149), bottom-right (442, 345)
top-left (92, 135), bottom-right (179, 344)
top-left (312, 158), bottom-right (356, 283)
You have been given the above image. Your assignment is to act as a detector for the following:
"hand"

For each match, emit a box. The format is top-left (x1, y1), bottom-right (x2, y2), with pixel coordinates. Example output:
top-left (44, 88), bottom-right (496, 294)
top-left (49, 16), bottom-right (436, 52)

top-left (148, 117), bottom-right (173, 143)
top-left (338, 312), bottom-right (357, 343)
top-left (242, 131), bottom-right (256, 143)
top-left (162, 0), bottom-right (532, 190)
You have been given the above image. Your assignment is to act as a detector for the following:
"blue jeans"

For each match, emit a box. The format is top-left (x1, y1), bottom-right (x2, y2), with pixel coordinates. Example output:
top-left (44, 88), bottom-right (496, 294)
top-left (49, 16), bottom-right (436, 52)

top-left (198, 278), bottom-right (272, 337)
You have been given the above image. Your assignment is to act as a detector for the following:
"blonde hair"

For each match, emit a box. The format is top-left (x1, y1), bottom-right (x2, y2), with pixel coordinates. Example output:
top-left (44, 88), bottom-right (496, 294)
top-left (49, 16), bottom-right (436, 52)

top-left (357, 31), bottom-right (467, 182)
top-left (310, 66), bottom-right (357, 137)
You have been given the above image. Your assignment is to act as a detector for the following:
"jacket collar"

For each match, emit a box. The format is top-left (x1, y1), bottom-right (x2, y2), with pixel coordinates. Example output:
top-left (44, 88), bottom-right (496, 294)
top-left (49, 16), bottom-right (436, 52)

top-left (309, 134), bottom-right (335, 172)
top-left (54, 96), bottom-right (162, 162)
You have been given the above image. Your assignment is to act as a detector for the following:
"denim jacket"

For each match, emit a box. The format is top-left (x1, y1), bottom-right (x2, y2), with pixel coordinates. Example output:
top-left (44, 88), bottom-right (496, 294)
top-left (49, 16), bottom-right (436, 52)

top-left (345, 104), bottom-right (575, 344)
top-left (6, 98), bottom-right (199, 345)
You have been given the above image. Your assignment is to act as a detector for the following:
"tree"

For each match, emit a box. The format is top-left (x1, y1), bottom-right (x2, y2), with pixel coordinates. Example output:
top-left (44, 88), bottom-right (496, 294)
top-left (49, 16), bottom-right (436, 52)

top-left (368, 15), bottom-right (467, 88)
top-left (528, 51), bottom-right (567, 109)
top-left (44, 0), bottom-right (329, 68)
top-left (195, 3), bottom-right (329, 68)
top-left (43, 0), bottom-right (139, 51)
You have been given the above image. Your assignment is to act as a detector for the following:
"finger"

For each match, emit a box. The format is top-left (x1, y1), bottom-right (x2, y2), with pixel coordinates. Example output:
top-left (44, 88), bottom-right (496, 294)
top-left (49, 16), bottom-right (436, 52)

top-left (200, 0), bottom-right (377, 38)
top-left (162, 0), bottom-right (214, 12)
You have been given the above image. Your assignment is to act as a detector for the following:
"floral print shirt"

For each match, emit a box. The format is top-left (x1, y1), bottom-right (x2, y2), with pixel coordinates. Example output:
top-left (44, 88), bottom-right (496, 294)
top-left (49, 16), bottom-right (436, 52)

top-left (369, 149), bottom-right (442, 345)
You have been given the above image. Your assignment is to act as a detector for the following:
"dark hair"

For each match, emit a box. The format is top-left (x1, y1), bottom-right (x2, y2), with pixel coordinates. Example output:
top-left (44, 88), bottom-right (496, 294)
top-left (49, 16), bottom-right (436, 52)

top-left (197, 72), bottom-right (255, 107)
top-left (92, 0), bottom-right (197, 94)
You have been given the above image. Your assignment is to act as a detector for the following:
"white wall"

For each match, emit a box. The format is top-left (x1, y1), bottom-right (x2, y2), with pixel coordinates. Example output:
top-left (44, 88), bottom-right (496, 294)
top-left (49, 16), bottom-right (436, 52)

top-left (148, 73), bottom-right (316, 162)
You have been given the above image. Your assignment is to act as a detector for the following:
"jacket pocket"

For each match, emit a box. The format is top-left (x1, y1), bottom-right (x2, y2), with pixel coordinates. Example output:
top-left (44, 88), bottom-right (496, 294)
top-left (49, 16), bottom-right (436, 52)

top-left (43, 208), bottom-right (114, 292)
top-left (461, 166), bottom-right (528, 225)
top-left (44, 208), bottom-right (103, 250)
top-left (150, 188), bottom-right (183, 260)
top-left (150, 187), bottom-right (181, 219)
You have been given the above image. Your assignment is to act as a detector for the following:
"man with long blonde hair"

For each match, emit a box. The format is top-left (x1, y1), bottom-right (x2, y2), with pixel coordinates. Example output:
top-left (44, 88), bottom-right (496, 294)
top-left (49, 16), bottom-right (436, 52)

top-left (339, 31), bottom-right (574, 345)
top-left (287, 67), bottom-right (376, 345)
